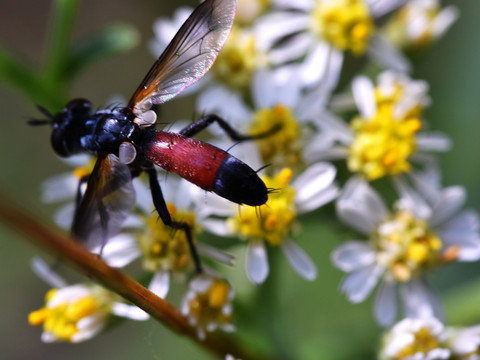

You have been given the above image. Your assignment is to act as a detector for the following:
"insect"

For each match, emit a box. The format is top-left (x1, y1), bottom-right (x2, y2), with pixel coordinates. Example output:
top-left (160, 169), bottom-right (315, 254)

top-left (31, 0), bottom-right (276, 273)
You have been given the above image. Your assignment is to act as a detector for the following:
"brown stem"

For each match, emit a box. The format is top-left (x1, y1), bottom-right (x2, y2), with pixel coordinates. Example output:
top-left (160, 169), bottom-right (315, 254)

top-left (0, 190), bottom-right (270, 360)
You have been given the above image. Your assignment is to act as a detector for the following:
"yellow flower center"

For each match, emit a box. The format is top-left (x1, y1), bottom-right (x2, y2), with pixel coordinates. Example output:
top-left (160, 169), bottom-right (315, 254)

top-left (188, 279), bottom-right (232, 327)
top-left (138, 203), bottom-right (197, 273)
top-left (311, 0), bottom-right (375, 55)
top-left (227, 168), bottom-right (297, 246)
top-left (347, 95), bottom-right (421, 180)
top-left (72, 157), bottom-right (96, 179)
top-left (395, 327), bottom-right (442, 359)
top-left (28, 286), bottom-right (111, 343)
top-left (212, 26), bottom-right (263, 90)
top-left (249, 105), bottom-right (303, 170)
top-left (374, 210), bottom-right (442, 282)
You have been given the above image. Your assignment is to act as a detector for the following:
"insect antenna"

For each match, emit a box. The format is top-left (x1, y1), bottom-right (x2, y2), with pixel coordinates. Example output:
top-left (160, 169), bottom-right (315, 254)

top-left (28, 105), bottom-right (53, 126)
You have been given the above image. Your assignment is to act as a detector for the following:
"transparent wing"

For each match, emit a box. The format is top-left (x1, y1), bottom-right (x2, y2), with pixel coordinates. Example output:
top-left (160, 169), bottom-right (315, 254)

top-left (71, 154), bottom-right (136, 250)
top-left (128, 0), bottom-right (235, 113)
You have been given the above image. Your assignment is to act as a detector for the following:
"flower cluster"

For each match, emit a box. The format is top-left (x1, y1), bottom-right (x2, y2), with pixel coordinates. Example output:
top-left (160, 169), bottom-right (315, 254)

top-left (28, 0), bottom-right (480, 357)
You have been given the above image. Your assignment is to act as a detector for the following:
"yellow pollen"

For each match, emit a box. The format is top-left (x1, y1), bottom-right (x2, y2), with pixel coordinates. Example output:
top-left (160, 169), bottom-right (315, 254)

top-left (347, 102), bottom-right (421, 180)
top-left (138, 204), bottom-right (197, 273)
top-left (374, 210), bottom-right (442, 282)
top-left (227, 169), bottom-right (297, 247)
top-left (396, 327), bottom-right (441, 358)
top-left (208, 281), bottom-right (229, 308)
top-left (72, 158), bottom-right (96, 179)
top-left (212, 26), bottom-right (261, 89)
top-left (187, 279), bottom-right (232, 328)
top-left (28, 286), bottom-right (112, 342)
top-left (249, 105), bottom-right (302, 170)
top-left (311, 0), bottom-right (375, 55)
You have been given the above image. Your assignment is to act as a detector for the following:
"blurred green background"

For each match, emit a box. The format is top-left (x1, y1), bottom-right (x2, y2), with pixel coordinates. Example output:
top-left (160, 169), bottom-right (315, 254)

top-left (1, 0), bottom-right (479, 359)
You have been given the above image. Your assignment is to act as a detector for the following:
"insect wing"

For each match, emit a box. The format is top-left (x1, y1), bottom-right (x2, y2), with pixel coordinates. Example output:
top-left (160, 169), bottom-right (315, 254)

top-left (128, 0), bottom-right (236, 113)
top-left (71, 154), bottom-right (135, 250)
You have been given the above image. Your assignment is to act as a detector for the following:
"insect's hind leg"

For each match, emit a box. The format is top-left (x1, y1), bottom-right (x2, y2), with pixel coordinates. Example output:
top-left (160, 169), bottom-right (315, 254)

top-left (146, 167), bottom-right (203, 274)
top-left (179, 114), bottom-right (281, 141)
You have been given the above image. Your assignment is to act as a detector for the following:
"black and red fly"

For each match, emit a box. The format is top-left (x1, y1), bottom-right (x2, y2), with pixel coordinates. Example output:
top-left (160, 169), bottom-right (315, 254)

top-left (31, 0), bottom-right (276, 273)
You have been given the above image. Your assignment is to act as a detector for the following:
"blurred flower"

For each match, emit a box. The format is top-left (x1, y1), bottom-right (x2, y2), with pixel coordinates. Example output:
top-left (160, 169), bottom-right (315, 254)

top-left (150, 8), bottom-right (270, 94)
top-left (235, 0), bottom-right (271, 25)
top-left (28, 258), bottom-right (148, 343)
top-left (446, 324), bottom-right (480, 359)
top-left (181, 274), bottom-right (235, 340)
top-left (379, 317), bottom-right (450, 360)
top-left (306, 71), bottom-right (450, 181)
top-left (331, 176), bottom-right (480, 326)
top-left (254, 0), bottom-right (410, 87)
top-left (194, 147), bottom-right (338, 283)
top-left (383, 0), bottom-right (459, 51)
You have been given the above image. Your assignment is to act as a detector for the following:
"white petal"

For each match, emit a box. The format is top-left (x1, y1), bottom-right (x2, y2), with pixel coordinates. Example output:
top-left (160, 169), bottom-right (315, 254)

top-left (352, 76), bottom-right (376, 118)
top-left (94, 234), bottom-right (141, 268)
top-left (41, 173), bottom-right (77, 203)
top-left (197, 242), bottom-right (235, 266)
top-left (331, 241), bottom-right (376, 272)
top-left (246, 242), bottom-right (269, 284)
top-left (400, 278), bottom-right (444, 321)
top-left (31, 257), bottom-right (68, 288)
top-left (196, 86), bottom-right (251, 126)
top-left (336, 177), bottom-right (389, 234)
top-left (111, 302), bottom-right (149, 321)
top-left (416, 132), bottom-right (452, 152)
top-left (293, 162), bottom-right (338, 212)
top-left (393, 176), bottom-right (432, 220)
top-left (367, 34), bottom-right (412, 73)
top-left (368, 0), bottom-right (406, 18)
top-left (148, 271), bottom-right (171, 299)
top-left (429, 186), bottom-right (466, 227)
top-left (253, 12), bottom-right (310, 51)
top-left (374, 279), bottom-right (397, 327)
top-left (432, 6), bottom-right (459, 38)
top-left (340, 263), bottom-right (384, 303)
top-left (281, 239), bottom-right (317, 280)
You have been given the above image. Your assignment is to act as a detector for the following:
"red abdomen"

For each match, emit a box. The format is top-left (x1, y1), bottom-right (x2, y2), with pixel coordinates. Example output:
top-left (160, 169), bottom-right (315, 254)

top-left (144, 131), bottom-right (228, 191)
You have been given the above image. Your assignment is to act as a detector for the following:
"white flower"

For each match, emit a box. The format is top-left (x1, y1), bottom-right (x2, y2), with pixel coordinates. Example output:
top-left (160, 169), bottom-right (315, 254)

top-left (193, 143), bottom-right (339, 284)
top-left (447, 324), bottom-right (480, 359)
top-left (28, 257), bottom-right (148, 343)
top-left (181, 274), bottom-right (235, 340)
top-left (331, 176), bottom-right (480, 326)
top-left (379, 317), bottom-right (450, 360)
top-left (150, 7), bottom-right (270, 94)
top-left (254, 0), bottom-right (410, 88)
top-left (305, 71), bottom-right (450, 182)
top-left (382, 0), bottom-right (459, 51)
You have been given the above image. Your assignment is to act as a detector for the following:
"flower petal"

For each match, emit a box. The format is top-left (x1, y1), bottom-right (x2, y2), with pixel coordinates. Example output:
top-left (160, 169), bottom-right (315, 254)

top-left (374, 279), bottom-right (397, 327)
top-left (429, 186), bottom-right (466, 227)
top-left (340, 263), bottom-right (384, 303)
top-left (331, 241), bottom-right (376, 272)
top-left (246, 242), bottom-right (269, 284)
top-left (111, 302), bottom-right (149, 321)
top-left (281, 239), bottom-right (317, 281)
top-left (337, 177), bottom-right (389, 234)
top-left (352, 75), bottom-right (376, 118)
top-left (148, 271), bottom-right (171, 299)
top-left (400, 278), bottom-right (444, 321)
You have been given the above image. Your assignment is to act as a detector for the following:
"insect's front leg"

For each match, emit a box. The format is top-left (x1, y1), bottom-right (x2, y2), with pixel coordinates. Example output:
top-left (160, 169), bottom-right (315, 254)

top-left (146, 167), bottom-right (203, 274)
top-left (179, 114), bottom-right (281, 141)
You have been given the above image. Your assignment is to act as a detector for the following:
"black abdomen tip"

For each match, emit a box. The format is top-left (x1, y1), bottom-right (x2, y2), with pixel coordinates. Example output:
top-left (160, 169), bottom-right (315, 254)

top-left (212, 156), bottom-right (268, 206)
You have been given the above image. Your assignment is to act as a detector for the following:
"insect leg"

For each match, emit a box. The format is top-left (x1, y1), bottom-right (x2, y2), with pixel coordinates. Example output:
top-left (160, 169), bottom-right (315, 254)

top-left (179, 114), bottom-right (280, 141)
top-left (146, 167), bottom-right (203, 274)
